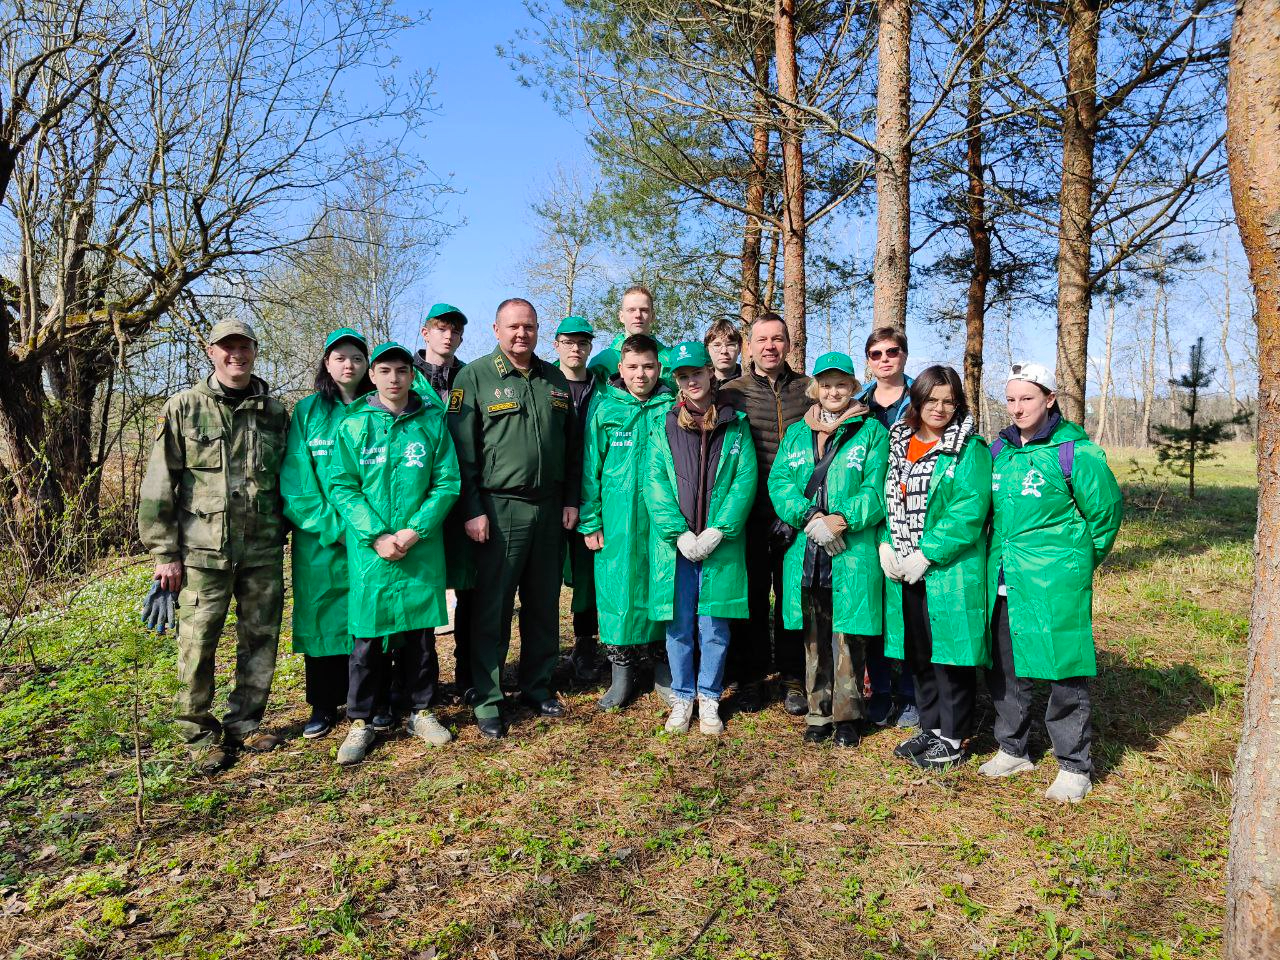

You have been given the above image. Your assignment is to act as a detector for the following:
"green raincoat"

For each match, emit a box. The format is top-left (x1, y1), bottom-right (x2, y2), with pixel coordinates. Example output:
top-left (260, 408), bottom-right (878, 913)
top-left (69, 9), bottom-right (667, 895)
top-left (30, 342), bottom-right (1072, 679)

top-left (769, 413), bottom-right (890, 635)
top-left (328, 395), bottom-right (461, 639)
top-left (646, 408), bottom-right (757, 619)
top-left (883, 423), bottom-right (993, 667)
top-left (578, 383), bottom-right (674, 645)
top-left (281, 393), bottom-right (357, 656)
top-left (988, 417), bottom-right (1123, 679)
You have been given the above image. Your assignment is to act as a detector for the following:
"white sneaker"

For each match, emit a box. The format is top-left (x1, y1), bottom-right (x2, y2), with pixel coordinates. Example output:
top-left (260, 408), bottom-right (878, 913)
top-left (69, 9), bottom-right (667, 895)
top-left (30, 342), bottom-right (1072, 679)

top-left (406, 710), bottom-right (453, 747)
top-left (698, 696), bottom-right (724, 736)
top-left (665, 700), bottom-right (694, 734)
top-left (336, 720), bottom-right (376, 766)
top-left (978, 750), bottom-right (1035, 778)
top-left (1045, 768), bottom-right (1092, 803)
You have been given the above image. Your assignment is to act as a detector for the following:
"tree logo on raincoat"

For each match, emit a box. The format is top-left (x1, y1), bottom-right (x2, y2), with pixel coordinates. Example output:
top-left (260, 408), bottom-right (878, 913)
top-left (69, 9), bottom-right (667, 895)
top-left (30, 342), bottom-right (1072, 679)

top-left (404, 442), bottom-right (427, 468)
top-left (1021, 468), bottom-right (1045, 498)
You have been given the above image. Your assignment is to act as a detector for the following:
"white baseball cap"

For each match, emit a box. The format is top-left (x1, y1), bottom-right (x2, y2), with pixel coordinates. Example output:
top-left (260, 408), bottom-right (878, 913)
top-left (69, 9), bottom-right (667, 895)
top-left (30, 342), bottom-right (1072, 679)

top-left (1007, 361), bottom-right (1055, 392)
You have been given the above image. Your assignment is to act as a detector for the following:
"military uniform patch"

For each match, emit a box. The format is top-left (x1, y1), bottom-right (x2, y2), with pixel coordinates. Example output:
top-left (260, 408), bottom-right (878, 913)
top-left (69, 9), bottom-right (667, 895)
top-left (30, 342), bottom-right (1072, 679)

top-left (551, 398), bottom-right (569, 411)
top-left (448, 388), bottom-right (464, 414)
top-left (486, 401), bottom-right (519, 415)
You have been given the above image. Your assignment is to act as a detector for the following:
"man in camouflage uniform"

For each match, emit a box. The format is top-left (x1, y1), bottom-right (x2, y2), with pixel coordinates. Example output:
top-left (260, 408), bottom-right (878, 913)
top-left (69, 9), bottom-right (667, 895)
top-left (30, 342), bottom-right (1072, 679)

top-left (139, 319), bottom-right (289, 773)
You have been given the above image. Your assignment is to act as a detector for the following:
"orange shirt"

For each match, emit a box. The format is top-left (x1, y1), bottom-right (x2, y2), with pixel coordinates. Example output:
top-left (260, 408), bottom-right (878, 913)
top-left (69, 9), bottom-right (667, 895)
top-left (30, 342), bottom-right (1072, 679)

top-left (900, 434), bottom-right (938, 496)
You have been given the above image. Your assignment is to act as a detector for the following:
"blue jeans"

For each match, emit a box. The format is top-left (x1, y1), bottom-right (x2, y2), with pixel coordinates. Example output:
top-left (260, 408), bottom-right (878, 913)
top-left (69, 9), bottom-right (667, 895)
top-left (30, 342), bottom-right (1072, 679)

top-left (665, 555), bottom-right (731, 701)
top-left (866, 631), bottom-right (916, 702)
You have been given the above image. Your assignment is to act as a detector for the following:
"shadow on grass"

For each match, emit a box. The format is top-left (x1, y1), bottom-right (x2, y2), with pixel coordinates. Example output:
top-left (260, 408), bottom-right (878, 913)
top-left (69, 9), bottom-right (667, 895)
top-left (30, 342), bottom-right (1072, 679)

top-left (1103, 482), bottom-right (1255, 573)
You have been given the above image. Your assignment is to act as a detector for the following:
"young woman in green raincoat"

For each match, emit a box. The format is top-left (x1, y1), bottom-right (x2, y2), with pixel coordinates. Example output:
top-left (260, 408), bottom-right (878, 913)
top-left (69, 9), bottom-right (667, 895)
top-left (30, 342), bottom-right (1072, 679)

top-left (645, 341), bottom-right (757, 736)
top-left (768, 353), bottom-right (889, 748)
top-left (281, 328), bottom-right (373, 739)
top-left (980, 362), bottom-right (1123, 804)
top-left (579, 334), bottom-right (675, 711)
top-left (327, 342), bottom-right (462, 766)
top-left (879, 365), bottom-right (991, 770)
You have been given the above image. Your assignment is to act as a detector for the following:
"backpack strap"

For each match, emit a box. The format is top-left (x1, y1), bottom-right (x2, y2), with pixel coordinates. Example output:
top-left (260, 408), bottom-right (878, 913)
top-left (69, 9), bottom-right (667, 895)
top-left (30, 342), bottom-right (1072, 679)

top-left (1058, 440), bottom-right (1075, 495)
top-left (990, 437), bottom-right (1005, 459)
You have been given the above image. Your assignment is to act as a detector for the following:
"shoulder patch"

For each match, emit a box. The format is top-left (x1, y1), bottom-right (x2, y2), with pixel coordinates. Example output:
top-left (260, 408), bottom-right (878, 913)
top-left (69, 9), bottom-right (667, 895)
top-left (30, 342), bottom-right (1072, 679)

top-left (486, 400), bottom-right (520, 415)
top-left (448, 388), bottom-right (464, 414)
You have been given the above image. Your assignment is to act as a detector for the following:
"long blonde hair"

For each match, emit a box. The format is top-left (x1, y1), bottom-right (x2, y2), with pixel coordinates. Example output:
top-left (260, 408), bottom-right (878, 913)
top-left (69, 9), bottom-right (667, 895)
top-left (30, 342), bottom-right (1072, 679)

top-left (677, 375), bottom-right (718, 431)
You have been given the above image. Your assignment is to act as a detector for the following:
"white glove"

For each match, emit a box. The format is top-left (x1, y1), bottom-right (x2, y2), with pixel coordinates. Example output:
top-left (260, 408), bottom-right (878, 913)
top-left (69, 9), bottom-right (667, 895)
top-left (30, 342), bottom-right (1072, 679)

top-left (823, 533), bottom-right (847, 557)
top-left (692, 527), bottom-right (723, 561)
top-left (804, 515), bottom-right (836, 547)
top-left (878, 542), bottom-right (904, 581)
top-left (900, 550), bottom-right (931, 584)
top-left (677, 531), bottom-right (700, 562)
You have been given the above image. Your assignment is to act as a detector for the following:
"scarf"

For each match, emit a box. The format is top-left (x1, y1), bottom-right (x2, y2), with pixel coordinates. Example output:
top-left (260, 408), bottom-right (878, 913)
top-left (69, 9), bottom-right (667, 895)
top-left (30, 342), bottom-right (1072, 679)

top-left (802, 400), bottom-right (869, 457)
top-left (886, 414), bottom-right (976, 555)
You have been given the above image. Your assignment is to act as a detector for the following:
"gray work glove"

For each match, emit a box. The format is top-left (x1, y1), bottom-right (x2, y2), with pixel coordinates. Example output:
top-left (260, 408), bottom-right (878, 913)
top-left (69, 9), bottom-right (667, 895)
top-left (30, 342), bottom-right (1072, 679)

top-left (804, 515), bottom-right (837, 547)
top-left (900, 550), bottom-right (932, 585)
top-left (823, 533), bottom-right (847, 557)
top-left (677, 530), bottom-right (700, 562)
top-left (692, 527), bottom-right (724, 561)
top-left (141, 580), bottom-right (179, 634)
top-left (878, 542), bottom-right (904, 581)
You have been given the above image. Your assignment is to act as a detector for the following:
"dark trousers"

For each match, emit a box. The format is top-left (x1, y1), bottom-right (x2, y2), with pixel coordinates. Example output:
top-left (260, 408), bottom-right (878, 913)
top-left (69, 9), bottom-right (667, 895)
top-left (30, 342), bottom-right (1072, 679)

top-left (469, 495), bottom-right (561, 720)
top-left (304, 654), bottom-right (349, 712)
top-left (867, 634), bottom-right (915, 702)
top-left (347, 629), bottom-right (437, 721)
top-left (902, 581), bottom-right (975, 743)
top-left (453, 590), bottom-right (473, 692)
top-left (801, 587), bottom-right (867, 725)
top-left (988, 596), bottom-right (1093, 774)
top-left (573, 607), bottom-right (599, 641)
top-left (729, 515), bottom-right (803, 685)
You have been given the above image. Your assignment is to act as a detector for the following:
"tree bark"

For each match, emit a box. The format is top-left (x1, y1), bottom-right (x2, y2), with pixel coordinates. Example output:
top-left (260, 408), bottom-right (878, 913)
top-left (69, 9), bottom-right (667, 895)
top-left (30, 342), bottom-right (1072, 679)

top-left (1053, 0), bottom-right (1101, 426)
top-left (1225, 2), bottom-right (1280, 955)
top-left (962, 0), bottom-right (988, 424)
top-left (774, 0), bottom-right (807, 369)
top-left (873, 0), bottom-right (911, 333)
top-left (741, 41), bottom-right (771, 329)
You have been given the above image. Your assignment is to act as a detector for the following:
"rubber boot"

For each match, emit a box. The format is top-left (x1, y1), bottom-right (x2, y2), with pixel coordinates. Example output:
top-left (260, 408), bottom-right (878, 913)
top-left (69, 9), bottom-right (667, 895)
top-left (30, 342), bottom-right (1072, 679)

top-left (598, 662), bottom-right (638, 712)
top-left (652, 660), bottom-right (675, 707)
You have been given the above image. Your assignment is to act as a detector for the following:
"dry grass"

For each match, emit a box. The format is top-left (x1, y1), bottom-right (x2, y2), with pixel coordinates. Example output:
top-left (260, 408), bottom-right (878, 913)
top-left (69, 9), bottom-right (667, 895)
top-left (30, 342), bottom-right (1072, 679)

top-left (0, 444), bottom-right (1251, 959)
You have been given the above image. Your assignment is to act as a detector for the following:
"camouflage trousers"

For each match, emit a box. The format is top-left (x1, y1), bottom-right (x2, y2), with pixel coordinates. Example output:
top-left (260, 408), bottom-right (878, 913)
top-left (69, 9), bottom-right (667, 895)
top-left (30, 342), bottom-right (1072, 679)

top-left (801, 587), bottom-right (868, 726)
top-left (175, 562), bottom-right (284, 746)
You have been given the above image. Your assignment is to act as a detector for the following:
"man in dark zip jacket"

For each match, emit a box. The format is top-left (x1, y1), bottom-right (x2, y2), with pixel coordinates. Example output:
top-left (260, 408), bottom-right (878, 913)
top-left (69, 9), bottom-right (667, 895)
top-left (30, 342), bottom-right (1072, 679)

top-left (718, 312), bottom-right (812, 712)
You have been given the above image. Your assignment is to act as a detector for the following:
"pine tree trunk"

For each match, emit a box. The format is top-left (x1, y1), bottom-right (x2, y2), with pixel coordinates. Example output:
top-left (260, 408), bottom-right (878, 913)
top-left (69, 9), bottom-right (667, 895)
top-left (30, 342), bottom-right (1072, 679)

top-left (1225, 2), bottom-right (1280, 955)
top-left (963, 0), bottom-right (988, 425)
top-left (1053, 0), bottom-right (1100, 426)
top-left (873, 0), bottom-right (911, 333)
top-left (741, 42), bottom-right (771, 329)
top-left (774, 0), bottom-right (806, 369)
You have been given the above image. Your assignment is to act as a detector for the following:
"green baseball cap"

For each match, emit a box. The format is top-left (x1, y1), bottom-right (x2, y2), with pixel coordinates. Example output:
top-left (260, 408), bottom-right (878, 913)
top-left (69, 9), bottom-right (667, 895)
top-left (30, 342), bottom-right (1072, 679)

top-left (667, 340), bottom-right (710, 371)
top-left (812, 351), bottom-right (856, 377)
top-left (555, 315), bottom-right (595, 338)
top-left (424, 302), bottom-right (468, 327)
top-left (369, 341), bottom-right (414, 366)
top-left (208, 319), bottom-right (258, 345)
top-left (323, 327), bottom-right (368, 352)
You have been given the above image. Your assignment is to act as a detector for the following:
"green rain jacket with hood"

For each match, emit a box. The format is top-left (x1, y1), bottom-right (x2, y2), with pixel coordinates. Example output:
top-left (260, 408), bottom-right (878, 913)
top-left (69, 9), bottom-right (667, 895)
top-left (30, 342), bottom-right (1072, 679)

top-left (646, 403), bottom-right (758, 619)
top-left (882, 415), bottom-right (992, 667)
top-left (281, 392), bottom-right (358, 656)
top-left (328, 394), bottom-right (461, 640)
top-left (769, 409), bottom-right (890, 635)
top-left (578, 381), bottom-right (675, 645)
top-left (988, 413), bottom-right (1123, 679)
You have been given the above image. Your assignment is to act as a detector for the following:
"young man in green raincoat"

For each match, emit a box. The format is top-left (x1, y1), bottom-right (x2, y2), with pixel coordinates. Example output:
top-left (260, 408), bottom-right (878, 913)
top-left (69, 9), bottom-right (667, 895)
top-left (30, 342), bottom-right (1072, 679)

top-left (980, 361), bottom-right (1122, 804)
top-left (646, 341), bottom-right (757, 735)
top-left (579, 334), bottom-right (675, 710)
top-left (327, 342), bottom-right (461, 765)
top-left (281, 327), bottom-right (373, 739)
top-left (769, 352), bottom-right (890, 747)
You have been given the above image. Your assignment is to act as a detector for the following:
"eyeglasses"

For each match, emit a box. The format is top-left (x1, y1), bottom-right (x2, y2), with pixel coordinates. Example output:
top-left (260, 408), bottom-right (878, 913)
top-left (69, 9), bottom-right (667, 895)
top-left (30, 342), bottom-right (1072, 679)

top-left (922, 398), bottom-right (957, 409)
top-left (868, 347), bottom-right (902, 361)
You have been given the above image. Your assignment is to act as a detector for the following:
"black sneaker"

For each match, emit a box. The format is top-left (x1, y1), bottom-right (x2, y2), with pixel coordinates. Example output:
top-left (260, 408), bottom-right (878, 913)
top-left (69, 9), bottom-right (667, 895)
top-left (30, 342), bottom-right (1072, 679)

top-left (735, 681), bottom-right (766, 713)
top-left (832, 721), bottom-right (860, 748)
top-left (782, 683), bottom-right (807, 717)
top-left (803, 724), bottom-right (833, 745)
top-left (302, 708), bottom-right (338, 740)
top-left (893, 730), bottom-right (937, 759)
top-left (910, 738), bottom-right (966, 770)
top-left (370, 711), bottom-right (396, 733)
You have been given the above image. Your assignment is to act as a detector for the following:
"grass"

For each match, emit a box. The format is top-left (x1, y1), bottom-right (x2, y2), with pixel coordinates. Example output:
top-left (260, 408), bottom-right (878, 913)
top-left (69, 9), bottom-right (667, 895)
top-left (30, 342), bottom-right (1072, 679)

top-left (0, 443), bottom-right (1254, 959)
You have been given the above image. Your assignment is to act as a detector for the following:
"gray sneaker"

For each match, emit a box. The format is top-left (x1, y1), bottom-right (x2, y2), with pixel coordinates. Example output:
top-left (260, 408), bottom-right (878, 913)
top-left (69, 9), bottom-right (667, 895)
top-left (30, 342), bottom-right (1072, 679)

top-left (978, 750), bottom-right (1035, 778)
top-left (1045, 768), bottom-right (1092, 803)
top-left (406, 710), bottom-right (453, 747)
top-left (336, 720), bottom-right (376, 766)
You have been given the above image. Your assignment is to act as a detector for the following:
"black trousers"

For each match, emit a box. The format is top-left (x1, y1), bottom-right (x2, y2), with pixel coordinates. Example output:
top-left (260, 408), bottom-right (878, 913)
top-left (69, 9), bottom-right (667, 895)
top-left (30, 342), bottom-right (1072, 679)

top-left (304, 654), bottom-right (349, 711)
top-left (987, 596), bottom-right (1093, 774)
top-left (902, 581), bottom-right (975, 742)
top-left (347, 629), bottom-right (437, 721)
top-left (728, 514), bottom-right (803, 685)
top-left (573, 607), bottom-right (599, 641)
top-left (453, 590), bottom-right (473, 692)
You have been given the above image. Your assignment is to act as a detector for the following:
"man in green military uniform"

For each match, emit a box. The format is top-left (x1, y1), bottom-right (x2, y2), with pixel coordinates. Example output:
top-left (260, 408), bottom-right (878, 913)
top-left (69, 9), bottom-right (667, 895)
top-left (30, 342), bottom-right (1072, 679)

top-left (447, 298), bottom-right (581, 739)
top-left (139, 320), bottom-right (288, 774)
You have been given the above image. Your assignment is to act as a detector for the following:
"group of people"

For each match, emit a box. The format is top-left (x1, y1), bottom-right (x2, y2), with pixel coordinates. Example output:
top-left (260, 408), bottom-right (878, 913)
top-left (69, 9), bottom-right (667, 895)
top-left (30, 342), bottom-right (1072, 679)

top-left (139, 285), bottom-right (1123, 804)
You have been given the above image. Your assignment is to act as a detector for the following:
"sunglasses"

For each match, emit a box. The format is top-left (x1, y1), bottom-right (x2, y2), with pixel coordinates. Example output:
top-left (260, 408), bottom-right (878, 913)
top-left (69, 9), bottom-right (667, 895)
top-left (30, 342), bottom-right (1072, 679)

top-left (868, 346), bottom-right (902, 361)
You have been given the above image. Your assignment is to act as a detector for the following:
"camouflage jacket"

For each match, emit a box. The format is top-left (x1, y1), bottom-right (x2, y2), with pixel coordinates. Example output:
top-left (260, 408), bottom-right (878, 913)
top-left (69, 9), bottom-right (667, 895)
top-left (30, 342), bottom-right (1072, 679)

top-left (138, 374), bottom-right (289, 570)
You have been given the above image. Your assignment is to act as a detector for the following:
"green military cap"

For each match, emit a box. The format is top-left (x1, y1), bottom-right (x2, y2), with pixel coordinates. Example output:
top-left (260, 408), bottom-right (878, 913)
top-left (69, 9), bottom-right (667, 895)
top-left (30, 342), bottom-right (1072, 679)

top-left (369, 341), bottom-right (414, 365)
top-left (667, 340), bottom-right (710, 371)
top-left (424, 302), bottom-right (468, 327)
top-left (555, 315), bottom-right (595, 338)
top-left (811, 351), bottom-right (856, 377)
top-left (208, 319), bottom-right (258, 345)
top-left (323, 326), bottom-right (368, 352)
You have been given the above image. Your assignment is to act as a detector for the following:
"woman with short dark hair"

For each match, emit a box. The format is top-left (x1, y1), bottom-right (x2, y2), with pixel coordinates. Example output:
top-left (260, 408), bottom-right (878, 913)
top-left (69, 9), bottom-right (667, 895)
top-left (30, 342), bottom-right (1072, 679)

top-left (880, 365), bottom-right (991, 770)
